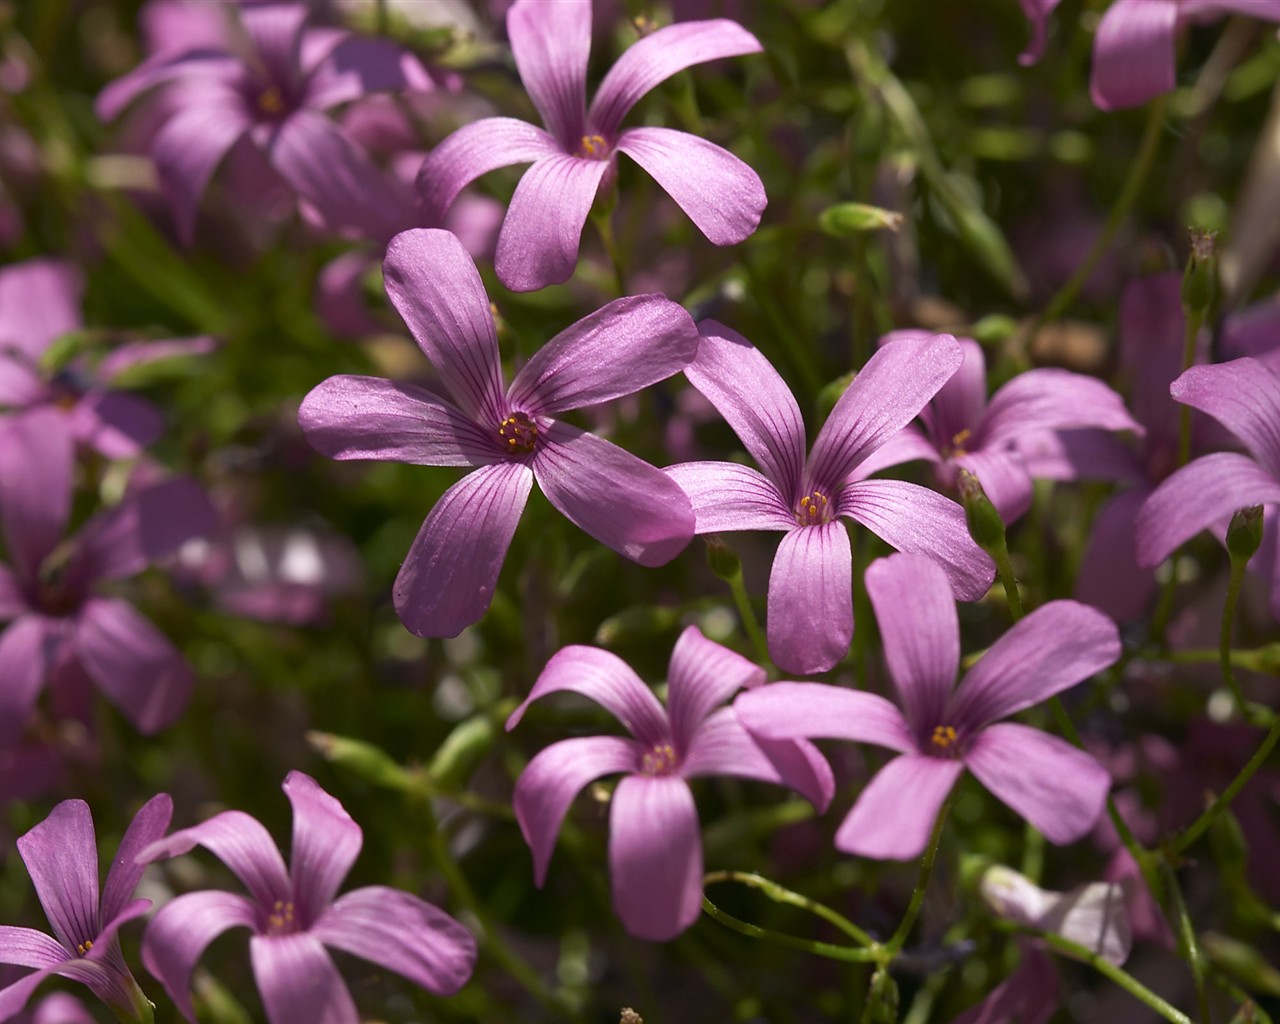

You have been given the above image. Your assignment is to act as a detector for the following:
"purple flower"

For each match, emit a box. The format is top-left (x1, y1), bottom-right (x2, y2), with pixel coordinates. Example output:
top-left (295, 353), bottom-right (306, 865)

top-left (298, 228), bottom-right (697, 638)
top-left (0, 794), bottom-right (173, 1022)
top-left (736, 552), bottom-right (1118, 860)
top-left (97, 3), bottom-right (437, 242)
top-left (1137, 356), bottom-right (1280, 619)
top-left (138, 772), bottom-right (476, 1024)
top-left (951, 941), bottom-right (1058, 1024)
top-left (666, 323), bottom-right (994, 676)
top-left (0, 408), bottom-right (216, 742)
top-left (417, 0), bottom-right (766, 292)
top-left (507, 626), bottom-right (832, 941)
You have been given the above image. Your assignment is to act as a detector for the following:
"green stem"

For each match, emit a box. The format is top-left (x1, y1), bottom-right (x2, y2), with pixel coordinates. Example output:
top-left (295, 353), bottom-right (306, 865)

top-left (1177, 309), bottom-right (1206, 468)
top-left (885, 798), bottom-right (950, 955)
top-left (1034, 930), bottom-right (1193, 1024)
top-left (992, 545), bottom-right (1025, 622)
top-left (591, 207), bottom-right (627, 296)
top-left (1219, 558), bottom-right (1251, 719)
top-left (700, 895), bottom-right (879, 962)
top-left (703, 870), bottom-right (875, 947)
top-left (726, 566), bottom-right (772, 669)
top-left (1032, 96), bottom-right (1167, 331)
top-left (1164, 859), bottom-right (1212, 1024)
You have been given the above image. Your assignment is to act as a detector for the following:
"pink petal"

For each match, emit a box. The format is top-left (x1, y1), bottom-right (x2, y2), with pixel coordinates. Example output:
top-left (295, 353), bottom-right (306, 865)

top-left (101, 793), bottom-right (174, 928)
top-left (666, 625), bottom-right (764, 751)
top-left (951, 942), bottom-right (1058, 1024)
top-left (808, 333), bottom-right (962, 488)
top-left (0, 409), bottom-right (74, 582)
top-left (734, 682), bottom-right (916, 754)
top-left (980, 369), bottom-right (1143, 448)
top-left (0, 353), bottom-right (45, 407)
top-left (835, 755), bottom-right (964, 860)
top-left (965, 724), bottom-right (1111, 844)
top-left (382, 229), bottom-right (507, 425)
top-left (953, 446), bottom-right (1035, 524)
top-left (590, 19), bottom-right (762, 136)
top-left (532, 420), bottom-right (694, 567)
top-left (1090, 0), bottom-right (1179, 111)
top-left (310, 886), bottom-right (476, 995)
top-left (508, 295), bottom-right (697, 415)
top-left (839, 479), bottom-right (995, 601)
top-left (609, 775), bottom-right (702, 941)
top-left (507, 0), bottom-right (590, 146)
top-left (416, 117), bottom-right (560, 223)
top-left (683, 321), bottom-right (807, 498)
top-left (96, 49), bottom-right (244, 122)
top-left (1170, 358), bottom-right (1280, 477)
top-left (95, 336), bottom-right (218, 382)
top-left (239, 4), bottom-right (307, 93)
top-left (392, 462), bottom-right (533, 638)
top-left (847, 424), bottom-right (941, 482)
top-left (1119, 273), bottom-right (1185, 443)
top-left (0, 259), bottom-right (83, 361)
top-left (615, 128), bottom-right (765, 246)
top-left (302, 35), bottom-right (436, 110)
top-left (1075, 488), bottom-right (1157, 622)
top-left (1014, 428), bottom-right (1145, 487)
top-left (298, 375), bottom-right (497, 466)
top-left (250, 933), bottom-right (357, 1024)
top-left (141, 892), bottom-right (259, 1024)
top-left (865, 553), bottom-right (959, 740)
top-left (912, 335), bottom-right (987, 449)
top-left (506, 644), bottom-right (669, 745)
top-left (69, 391), bottom-right (165, 459)
top-left (1019, 0), bottom-right (1064, 65)
top-left (16, 800), bottom-right (99, 953)
top-left (513, 736), bottom-right (640, 885)
top-left (0, 926), bottom-right (70, 969)
top-left (0, 617), bottom-right (60, 747)
top-left (0, 563), bottom-right (26, 618)
top-left (493, 154), bottom-right (610, 292)
top-left (664, 461), bottom-right (796, 533)
top-left (766, 522), bottom-right (851, 676)
top-left (282, 772), bottom-right (361, 926)
top-left (1135, 452), bottom-right (1280, 567)
top-left (947, 600), bottom-right (1120, 730)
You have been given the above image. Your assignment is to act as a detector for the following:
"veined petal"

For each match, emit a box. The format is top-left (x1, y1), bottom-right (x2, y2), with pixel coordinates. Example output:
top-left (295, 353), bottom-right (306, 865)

top-left (839, 479), bottom-right (995, 601)
top-left (16, 800), bottom-right (99, 954)
top-left (1090, 0), bottom-right (1179, 111)
top-left (590, 19), bottom-right (762, 137)
top-left (0, 408), bottom-right (74, 583)
top-left (508, 295), bottom-right (697, 415)
top-left (382, 229), bottom-right (506, 424)
top-left (506, 644), bottom-right (669, 744)
top-left (609, 775), bottom-right (701, 942)
top-left (311, 887), bottom-right (476, 995)
top-left (614, 128), bottom-right (765, 246)
top-left (0, 927), bottom-right (70, 969)
top-left (808, 333), bottom-right (962, 487)
top-left (664, 462), bottom-right (796, 533)
top-left (683, 321), bottom-right (806, 498)
top-left (734, 682), bottom-right (916, 754)
top-left (303, 35), bottom-right (436, 110)
top-left (282, 773), bottom-right (361, 926)
top-left (913, 335), bottom-right (986, 447)
top-left (137, 811), bottom-right (291, 910)
top-left (666, 625), bottom-right (764, 752)
top-left (96, 49), bottom-right (244, 122)
top-left (0, 617), bottom-right (62, 747)
top-left (951, 943), bottom-right (1058, 1024)
top-left (865, 553), bottom-right (959, 740)
top-left (835, 755), bottom-right (963, 861)
top-left (1019, 0), bottom-right (1064, 64)
top-left (1170, 358), bottom-right (1280, 477)
top-left (392, 462), bottom-right (533, 638)
top-left (298, 376), bottom-right (496, 467)
top-left (533, 421), bottom-right (693, 567)
top-left (141, 892), bottom-right (259, 1024)
top-left (240, 4), bottom-right (307, 90)
top-left (847, 425), bottom-right (940, 482)
top-left (69, 391), bottom-right (165, 459)
top-left (101, 794), bottom-right (174, 929)
top-left (1075, 489), bottom-right (1157, 622)
top-left (1135, 452), bottom-right (1280, 567)
top-left (416, 118), bottom-right (560, 222)
top-left (965, 724), bottom-right (1111, 844)
top-left (493, 154), bottom-right (609, 292)
top-left (0, 963), bottom-right (61, 1021)
top-left (513, 736), bottom-right (639, 885)
top-left (953, 447), bottom-right (1035, 524)
top-left (507, 0), bottom-right (589, 146)
top-left (0, 259), bottom-right (83, 361)
top-left (980, 369), bottom-right (1142, 448)
top-left (766, 522), bottom-right (851, 676)
top-left (1015, 429), bottom-right (1145, 486)
top-left (250, 933), bottom-right (357, 1024)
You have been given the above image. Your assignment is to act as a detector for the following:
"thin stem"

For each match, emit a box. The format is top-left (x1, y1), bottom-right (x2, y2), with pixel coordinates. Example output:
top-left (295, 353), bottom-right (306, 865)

top-left (1164, 859), bottom-right (1212, 1024)
top-left (1031, 96), bottom-right (1167, 331)
top-left (1034, 930), bottom-right (1193, 1024)
top-left (992, 545), bottom-right (1025, 622)
top-left (1219, 558), bottom-right (1251, 718)
top-left (703, 870), bottom-right (875, 947)
top-left (885, 798), bottom-right (950, 955)
top-left (1177, 309), bottom-right (1206, 468)
top-left (591, 207), bottom-right (627, 297)
top-left (700, 895), bottom-right (879, 962)
top-left (726, 566), bottom-right (772, 669)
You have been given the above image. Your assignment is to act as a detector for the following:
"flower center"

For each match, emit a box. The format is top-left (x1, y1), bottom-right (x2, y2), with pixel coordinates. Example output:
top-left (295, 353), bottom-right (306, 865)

top-left (265, 899), bottom-right (297, 934)
top-left (35, 546), bottom-right (78, 617)
top-left (640, 742), bottom-right (678, 776)
top-left (947, 428), bottom-right (972, 458)
top-left (498, 412), bottom-right (539, 454)
top-left (257, 86), bottom-right (285, 116)
top-left (930, 725), bottom-right (958, 752)
top-left (75, 939), bottom-right (94, 957)
top-left (795, 490), bottom-right (832, 525)
top-left (577, 133), bottom-right (609, 160)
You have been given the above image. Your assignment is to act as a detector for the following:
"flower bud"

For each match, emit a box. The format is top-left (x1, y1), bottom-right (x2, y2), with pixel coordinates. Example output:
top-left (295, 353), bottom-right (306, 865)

top-left (1226, 505), bottom-right (1264, 564)
top-left (957, 469), bottom-right (1006, 555)
top-left (307, 731), bottom-right (412, 791)
top-left (863, 967), bottom-right (899, 1023)
top-left (705, 535), bottom-right (741, 581)
top-left (427, 714), bottom-right (496, 790)
top-left (1181, 228), bottom-right (1217, 320)
top-left (596, 605), bottom-right (681, 646)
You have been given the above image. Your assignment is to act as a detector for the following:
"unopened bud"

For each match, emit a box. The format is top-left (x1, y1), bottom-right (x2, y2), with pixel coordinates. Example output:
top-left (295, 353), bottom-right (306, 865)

top-left (1181, 228), bottom-right (1218, 319)
top-left (1226, 505), bottom-right (1264, 564)
top-left (427, 714), bottom-right (495, 790)
top-left (596, 605), bottom-right (681, 646)
top-left (1203, 932), bottom-right (1280, 997)
top-left (957, 469), bottom-right (1006, 555)
top-left (306, 732), bottom-right (412, 791)
top-left (1208, 806), bottom-right (1249, 876)
top-left (705, 535), bottom-right (741, 581)
top-left (863, 967), bottom-right (899, 1023)
top-left (818, 202), bottom-right (904, 237)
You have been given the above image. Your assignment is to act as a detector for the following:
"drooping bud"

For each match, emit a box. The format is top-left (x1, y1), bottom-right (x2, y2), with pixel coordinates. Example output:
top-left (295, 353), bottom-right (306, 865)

top-left (705, 535), bottom-right (741, 581)
top-left (307, 731), bottom-right (412, 791)
top-left (957, 469), bottom-right (1006, 556)
top-left (818, 202), bottom-right (904, 236)
top-left (596, 605), bottom-right (682, 646)
top-left (426, 714), bottom-right (496, 790)
top-left (863, 967), bottom-right (899, 1023)
top-left (1226, 505), bottom-right (1264, 564)
top-left (1181, 228), bottom-right (1218, 321)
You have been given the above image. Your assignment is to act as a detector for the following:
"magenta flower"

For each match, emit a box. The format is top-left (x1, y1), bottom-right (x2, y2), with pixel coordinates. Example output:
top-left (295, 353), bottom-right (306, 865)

top-left (97, 3), bottom-right (437, 242)
top-left (951, 941), bottom-right (1058, 1024)
top-left (138, 772), bottom-right (476, 1024)
top-left (666, 323), bottom-right (994, 676)
top-left (507, 626), bottom-right (832, 941)
top-left (1137, 356), bottom-right (1280, 619)
top-left (736, 552), bottom-right (1118, 860)
top-left (298, 228), bottom-right (697, 638)
top-left (0, 408), bottom-right (216, 742)
top-left (0, 794), bottom-right (173, 1021)
top-left (862, 331), bottom-right (1141, 524)
top-left (417, 0), bottom-right (766, 291)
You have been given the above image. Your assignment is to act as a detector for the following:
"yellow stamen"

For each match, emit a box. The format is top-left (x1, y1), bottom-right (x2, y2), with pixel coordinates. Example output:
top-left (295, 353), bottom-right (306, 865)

top-left (498, 412), bottom-right (538, 454)
top-left (258, 86), bottom-right (284, 115)
top-left (930, 725), bottom-right (958, 750)
top-left (578, 134), bottom-right (608, 160)
top-left (640, 742), bottom-right (677, 776)
top-left (950, 428), bottom-right (972, 457)
top-left (76, 939), bottom-right (94, 956)
top-left (795, 490), bottom-right (831, 525)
